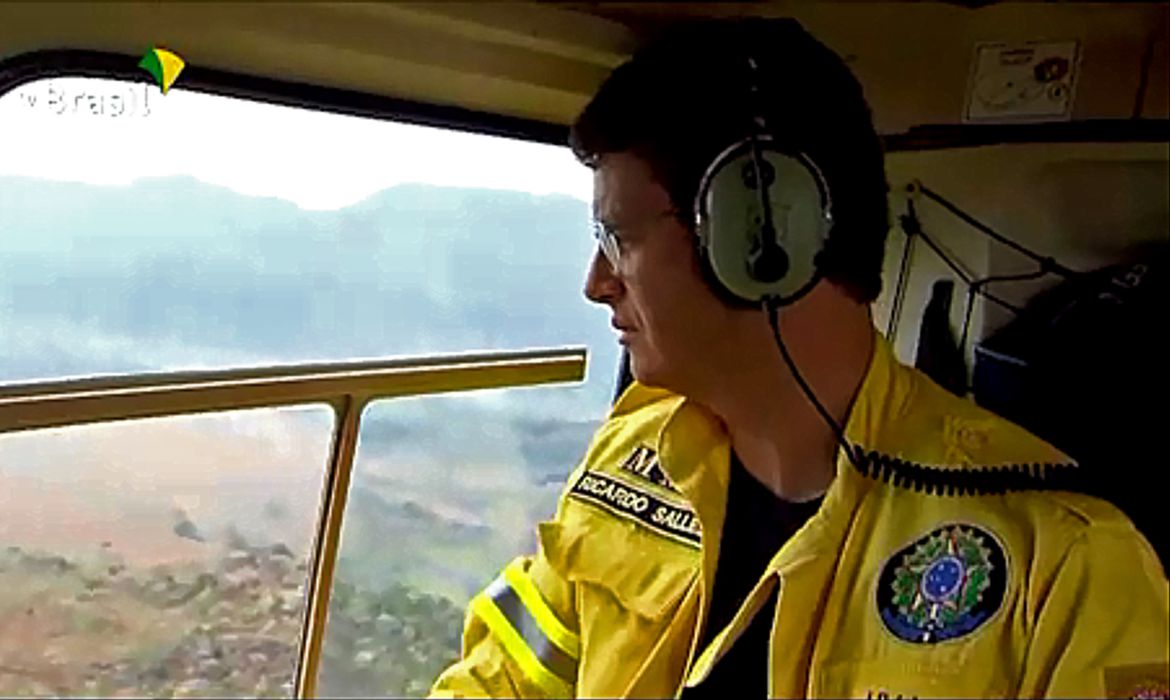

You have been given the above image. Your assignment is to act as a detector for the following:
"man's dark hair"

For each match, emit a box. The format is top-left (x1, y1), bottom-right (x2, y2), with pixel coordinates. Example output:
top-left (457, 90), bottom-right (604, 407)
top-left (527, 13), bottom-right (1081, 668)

top-left (570, 18), bottom-right (890, 303)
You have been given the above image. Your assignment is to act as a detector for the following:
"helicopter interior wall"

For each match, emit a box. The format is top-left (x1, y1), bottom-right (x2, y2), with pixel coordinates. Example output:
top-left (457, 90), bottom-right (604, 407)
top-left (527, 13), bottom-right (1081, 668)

top-left (876, 140), bottom-right (1169, 369)
top-left (0, 3), bottom-right (1166, 133)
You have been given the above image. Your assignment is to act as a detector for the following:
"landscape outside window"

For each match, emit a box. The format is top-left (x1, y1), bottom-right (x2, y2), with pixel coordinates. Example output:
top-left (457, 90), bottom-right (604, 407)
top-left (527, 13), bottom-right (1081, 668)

top-left (0, 77), bottom-right (611, 697)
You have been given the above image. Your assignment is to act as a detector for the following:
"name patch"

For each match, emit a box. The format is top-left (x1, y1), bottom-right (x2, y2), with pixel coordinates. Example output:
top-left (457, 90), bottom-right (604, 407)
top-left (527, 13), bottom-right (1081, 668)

top-left (619, 445), bottom-right (679, 492)
top-left (569, 470), bottom-right (701, 547)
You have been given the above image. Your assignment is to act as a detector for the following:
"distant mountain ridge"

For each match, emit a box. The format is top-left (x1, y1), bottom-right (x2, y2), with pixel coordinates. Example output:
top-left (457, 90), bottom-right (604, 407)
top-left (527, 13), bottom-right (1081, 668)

top-left (0, 175), bottom-right (617, 405)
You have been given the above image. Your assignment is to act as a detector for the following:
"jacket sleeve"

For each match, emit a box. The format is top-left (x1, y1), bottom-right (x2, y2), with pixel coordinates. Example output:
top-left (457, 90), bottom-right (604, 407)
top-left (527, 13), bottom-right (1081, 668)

top-left (1018, 522), bottom-right (1169, 698)
top-left (429, 550), bottom-right (579, 699)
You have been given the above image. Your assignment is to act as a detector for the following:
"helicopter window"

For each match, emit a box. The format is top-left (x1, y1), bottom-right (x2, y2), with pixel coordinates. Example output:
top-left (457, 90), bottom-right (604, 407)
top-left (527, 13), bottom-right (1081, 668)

top-left (0, 406), bottom-right (335, 697)
top-left (316, 389), bottom-right (599, 697)
top-left (0, 76), bottom-right (609, 698)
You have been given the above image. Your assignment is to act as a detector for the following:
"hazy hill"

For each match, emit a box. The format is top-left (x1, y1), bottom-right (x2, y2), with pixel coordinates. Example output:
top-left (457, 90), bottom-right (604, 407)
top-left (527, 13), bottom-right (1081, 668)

top-left (0, 176), bottom-right (615, 381)
top-left (0, 174), bottom-right (616, 618)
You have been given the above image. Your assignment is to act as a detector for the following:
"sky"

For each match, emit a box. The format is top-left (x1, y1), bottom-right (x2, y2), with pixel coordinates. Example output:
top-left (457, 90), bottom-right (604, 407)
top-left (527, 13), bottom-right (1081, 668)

top-left (0, 76), bottom-right (594, 210)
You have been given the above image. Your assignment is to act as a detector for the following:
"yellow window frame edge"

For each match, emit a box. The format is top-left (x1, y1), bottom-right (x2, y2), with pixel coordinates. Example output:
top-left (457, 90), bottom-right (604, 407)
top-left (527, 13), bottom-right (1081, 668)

top-left (0, 346), bottom-right (588, 698)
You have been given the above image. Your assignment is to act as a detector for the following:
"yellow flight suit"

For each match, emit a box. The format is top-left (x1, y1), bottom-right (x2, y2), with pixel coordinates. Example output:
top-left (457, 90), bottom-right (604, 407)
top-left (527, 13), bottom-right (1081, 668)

top-left (431, 334), bottom-right (1169, 698)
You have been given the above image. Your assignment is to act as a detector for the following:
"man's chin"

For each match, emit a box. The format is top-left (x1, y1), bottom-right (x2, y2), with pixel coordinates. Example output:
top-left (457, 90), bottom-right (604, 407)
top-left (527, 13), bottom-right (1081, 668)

top-left (628, 354), bottom-right (677, 392)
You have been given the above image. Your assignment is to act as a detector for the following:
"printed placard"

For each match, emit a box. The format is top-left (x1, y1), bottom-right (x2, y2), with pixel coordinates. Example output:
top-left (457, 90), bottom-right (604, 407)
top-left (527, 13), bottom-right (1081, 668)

top-left (964, 40), bottom-right (1080, 123)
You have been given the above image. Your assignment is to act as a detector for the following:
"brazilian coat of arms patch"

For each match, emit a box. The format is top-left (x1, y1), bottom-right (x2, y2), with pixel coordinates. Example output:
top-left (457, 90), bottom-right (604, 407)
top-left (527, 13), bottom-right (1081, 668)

top-left (877, 523), bottom-right (1007, 644)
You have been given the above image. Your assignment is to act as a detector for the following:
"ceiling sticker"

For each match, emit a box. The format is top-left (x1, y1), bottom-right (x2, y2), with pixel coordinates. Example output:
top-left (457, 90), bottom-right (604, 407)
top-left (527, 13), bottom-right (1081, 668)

top-left (963, 40), bottom-right (1081, 123)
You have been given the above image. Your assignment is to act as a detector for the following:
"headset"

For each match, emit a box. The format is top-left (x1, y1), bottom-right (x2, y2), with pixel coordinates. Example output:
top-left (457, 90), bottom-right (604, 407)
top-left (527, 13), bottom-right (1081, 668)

top-left (691, 52), bottom-right (862, 471)
top-left (692, 56), bottom-right (833, 308)
top-left (686, 51), bottom-right (1078, 492)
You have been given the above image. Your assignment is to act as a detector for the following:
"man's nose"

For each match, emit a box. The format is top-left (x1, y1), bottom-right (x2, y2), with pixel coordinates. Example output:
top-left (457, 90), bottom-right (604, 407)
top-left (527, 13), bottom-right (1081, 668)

top-left (584, 248), bottom-right (621, 305)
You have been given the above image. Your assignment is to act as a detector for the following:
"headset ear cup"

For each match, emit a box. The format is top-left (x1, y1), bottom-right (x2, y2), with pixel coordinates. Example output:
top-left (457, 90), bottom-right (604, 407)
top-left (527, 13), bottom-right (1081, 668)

top-left (693, 138), bottom-right (832, 305)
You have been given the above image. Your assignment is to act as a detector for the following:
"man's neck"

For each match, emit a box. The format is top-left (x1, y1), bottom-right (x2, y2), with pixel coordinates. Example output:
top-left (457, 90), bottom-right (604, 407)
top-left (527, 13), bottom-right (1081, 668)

top-left (698, 286), bottom-right (875, 502)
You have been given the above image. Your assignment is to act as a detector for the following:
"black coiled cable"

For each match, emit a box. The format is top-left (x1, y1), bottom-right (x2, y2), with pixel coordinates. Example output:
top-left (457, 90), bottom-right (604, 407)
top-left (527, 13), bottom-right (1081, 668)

top-left (763, 297), bottom-right (1081, 497)
top-left (852, 449), bottom-right (1082, 496)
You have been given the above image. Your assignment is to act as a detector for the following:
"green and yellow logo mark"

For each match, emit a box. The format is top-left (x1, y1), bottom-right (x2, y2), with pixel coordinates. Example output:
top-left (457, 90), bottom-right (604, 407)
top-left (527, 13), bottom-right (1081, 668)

top-left (138, 47), bottom-right (185, 94)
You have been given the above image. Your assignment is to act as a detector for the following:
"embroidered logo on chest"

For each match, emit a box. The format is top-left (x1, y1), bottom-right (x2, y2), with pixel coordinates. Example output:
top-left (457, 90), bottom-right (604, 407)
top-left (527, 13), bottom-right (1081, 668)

top-left (618, 445), bottom-right (679, 492)
top-left (877, 523), bottom-right (1007, 644)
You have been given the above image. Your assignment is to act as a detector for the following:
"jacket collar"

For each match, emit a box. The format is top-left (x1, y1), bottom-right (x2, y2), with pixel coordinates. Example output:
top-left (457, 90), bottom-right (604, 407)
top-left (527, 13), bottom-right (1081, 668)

top-left (640, 330), bottom-right (895, 689)
top-left (648, 329), bottom-right (898, 553)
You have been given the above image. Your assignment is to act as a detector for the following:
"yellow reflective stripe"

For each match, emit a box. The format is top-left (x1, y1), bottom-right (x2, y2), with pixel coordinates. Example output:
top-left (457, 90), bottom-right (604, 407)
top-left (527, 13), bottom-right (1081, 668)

top-left (503, 559), bottom-right (580, 659)
top-left (471, 592), bottom-right (574, 698)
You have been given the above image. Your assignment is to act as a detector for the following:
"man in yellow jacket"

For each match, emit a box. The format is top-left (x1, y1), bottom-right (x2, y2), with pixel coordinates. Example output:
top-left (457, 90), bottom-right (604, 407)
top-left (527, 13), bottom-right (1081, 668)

top-left (431, 18), bottom-right (1169, 699)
